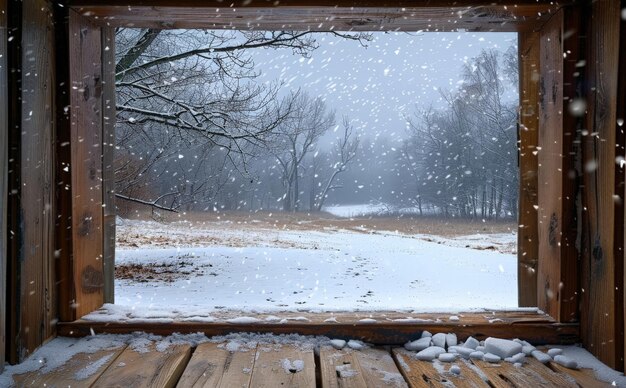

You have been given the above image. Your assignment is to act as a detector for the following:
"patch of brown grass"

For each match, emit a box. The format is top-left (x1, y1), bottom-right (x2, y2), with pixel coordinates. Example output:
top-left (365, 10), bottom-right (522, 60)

top-left (128, 210), bottom-right (516, 237)
top-left (115, 261), bottom-right (215, 282)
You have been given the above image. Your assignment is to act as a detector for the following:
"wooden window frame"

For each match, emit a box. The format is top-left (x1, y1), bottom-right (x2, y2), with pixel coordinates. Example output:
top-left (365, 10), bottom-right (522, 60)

top-left (31, 0), bottom-right (621, 370)
top-left (63, 0), bottom-right (558, 318)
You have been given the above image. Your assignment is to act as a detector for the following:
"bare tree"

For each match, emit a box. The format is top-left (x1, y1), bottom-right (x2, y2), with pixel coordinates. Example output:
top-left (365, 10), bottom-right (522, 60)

top-left (403, 48), bottom-right (518, 219)
top-left (271, 92), bottom-right (335, 212)
top-left (314, 117), bottom-right (360, 211)
top-left (114, 29), bottom-right (370, 213)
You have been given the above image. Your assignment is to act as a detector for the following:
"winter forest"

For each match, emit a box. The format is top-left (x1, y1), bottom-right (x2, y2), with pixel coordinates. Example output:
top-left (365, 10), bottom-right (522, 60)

top-left (113, 29), bottom-right (519, 220)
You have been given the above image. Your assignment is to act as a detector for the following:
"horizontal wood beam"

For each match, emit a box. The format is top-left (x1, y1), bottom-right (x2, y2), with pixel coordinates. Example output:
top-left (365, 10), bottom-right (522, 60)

top-left (71, 3), bottom-right (559, 32)
top-left (69, 0), bottom-right (572, 7)
top-left (58, 311), bottom-right (579, 345)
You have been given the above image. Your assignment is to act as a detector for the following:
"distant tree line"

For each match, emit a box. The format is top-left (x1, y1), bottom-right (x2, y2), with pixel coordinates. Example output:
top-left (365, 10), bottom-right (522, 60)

top-left (400, 49), bottom-right (519, 219)
top-left (113, 29), bottom-right (518, 219)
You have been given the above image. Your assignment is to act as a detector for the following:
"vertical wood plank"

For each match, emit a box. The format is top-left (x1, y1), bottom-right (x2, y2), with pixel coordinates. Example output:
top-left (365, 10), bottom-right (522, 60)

top-left (69, 10), bottom-right (105, 319)
top-left (616, 0), bottom-right (626, 371)
top-left (537, 11), bottom-right (565, 320)
top-left (6, 0), bottom-right (22, 364)
top-left (20, 0), bottom-right (56, 359)
top-left (581, 0), bottom-right (623, 370)
top-left (54, 1), bottom-right (74, 323)
top-left (101, 27), bottom-right (116, 304)
top-left (518, 31), bottom-right (540, 308)
top-left (0, 0), bottom-right (7, 374)
top-left (559, 4), bottom-right (584, 324)
top-left (536, 9), bottom-right (580, 323)
top-left (6, 0), bottom-right (58, 362)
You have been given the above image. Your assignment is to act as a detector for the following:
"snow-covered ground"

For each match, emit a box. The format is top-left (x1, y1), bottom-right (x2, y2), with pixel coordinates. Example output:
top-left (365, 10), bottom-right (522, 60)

top-left (108, 217), bottom-right (518, 318)
top-left (324, 203), bottom-right (434, 217)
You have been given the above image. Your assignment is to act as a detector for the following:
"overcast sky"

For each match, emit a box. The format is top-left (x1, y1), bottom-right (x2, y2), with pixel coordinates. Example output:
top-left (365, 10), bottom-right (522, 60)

top-left (250, 31), bottom-right (517, 145)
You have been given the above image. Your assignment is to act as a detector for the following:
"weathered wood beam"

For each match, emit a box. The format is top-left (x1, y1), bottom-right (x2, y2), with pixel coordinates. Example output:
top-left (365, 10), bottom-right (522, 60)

top-left (518, 31), bottom-right (539, 308)
top-left (68, 9), bottom-right (105, 319)
top-left (58, 312), bottom-right (580, 346)
top-left (0, 0), bottom-right (7, 374)
top-left (69, 3), bottom-right (559, 32)
top-left (55, 1), bottom-right (75, 324)
top-left (6, 0), bottom-right (58, 364)
top-left (68, 0), bottom-right (571, 5)
top-left (536, 10), bottom-right (578, 323)
top-left (102, 27), bottom-right (116, 304)
top-left (580, 0), bottom-right (623, 371)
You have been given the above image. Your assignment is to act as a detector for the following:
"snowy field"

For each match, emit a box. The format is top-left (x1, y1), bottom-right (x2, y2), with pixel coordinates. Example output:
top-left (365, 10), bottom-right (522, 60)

top-left (100, 212), bottom-right (519, 320)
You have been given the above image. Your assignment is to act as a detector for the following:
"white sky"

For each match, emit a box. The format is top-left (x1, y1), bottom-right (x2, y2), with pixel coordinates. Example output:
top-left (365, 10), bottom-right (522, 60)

top-left (251, 31), bottom-right (517, 142)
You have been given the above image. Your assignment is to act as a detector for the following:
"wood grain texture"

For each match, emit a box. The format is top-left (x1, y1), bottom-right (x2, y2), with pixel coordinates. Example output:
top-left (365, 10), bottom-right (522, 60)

top-left (176, 342), bottom-right (257, 387)
top-left (522, 358), bottom-right (581, 387)
top-left (54, 2), bottom-right (75, 323)
top-left (0, 0), bottom-right (7, 374)
top-left (6, 0), bottom-right (21, 364)
top-left (249, 343), bottom-right (316, 387)
top-left (67, 0), bottom-right (569, 6)
top-left (537, 11), bottom-right (564, 321)
top-left (580, 0), bottom-right (623, 370)
top-left (68, 3), bottom-right (557, 32)
top-left (14, 0), bottom-right (57, 361)
top-left (69, 9), bottom-right (105, 319)
top-left (319, 345), bottom-right (369, 388)
top-left (13, 344), bottom-right (127, 387)
top-left (557, 4), bottom-right (583, 324)
top-left (101, 26), bottom-right (116, 304)
top-left (547, 361), bottom-right (611, 387)
top-left (518, 31), bottom-right (540, 308)
top-left (354, 347), bottom-right (407, 387)
top-left (472, 359), bottom-right (578, 387)
top-left (92, 343), bottom-right (192, 388)
top-left (392, 348), bottom-right (489, 388)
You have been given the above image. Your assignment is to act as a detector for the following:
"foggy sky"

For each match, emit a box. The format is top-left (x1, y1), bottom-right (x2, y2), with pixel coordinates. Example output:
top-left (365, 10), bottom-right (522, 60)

top-left (250, 31), bottom-right (517, 146)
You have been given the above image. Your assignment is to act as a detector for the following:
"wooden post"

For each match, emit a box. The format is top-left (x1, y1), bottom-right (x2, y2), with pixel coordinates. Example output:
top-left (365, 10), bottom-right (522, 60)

top-left (536, 8), bottom-right (580, 323)
top-left (5, 0), bottom-right (58, 363)
top-left (580, 0), bottom-right (623, 370)
top-left (0, 0), bottom-right (7, 373)
top-left (537, 11), bottom-right (564, 321)
top-left (518, 31), bottom-right (539, 307)
top-left (68, 10), bottom-right (105, 319)
top-left (102, 27), bottom-right (116, 304)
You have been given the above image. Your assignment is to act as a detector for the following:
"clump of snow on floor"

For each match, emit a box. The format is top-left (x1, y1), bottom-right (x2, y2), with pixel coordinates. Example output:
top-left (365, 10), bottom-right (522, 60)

top-left (400, 334), bottom-right (626, 386)
top-left (281, 359), bottom-right (305, 374)
top-left (335, 364), bottom-right (358, 378)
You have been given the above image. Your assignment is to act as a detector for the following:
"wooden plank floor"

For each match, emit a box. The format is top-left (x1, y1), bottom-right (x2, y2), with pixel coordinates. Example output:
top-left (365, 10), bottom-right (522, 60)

top-left (10, 338), bottom-right (612, 387)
